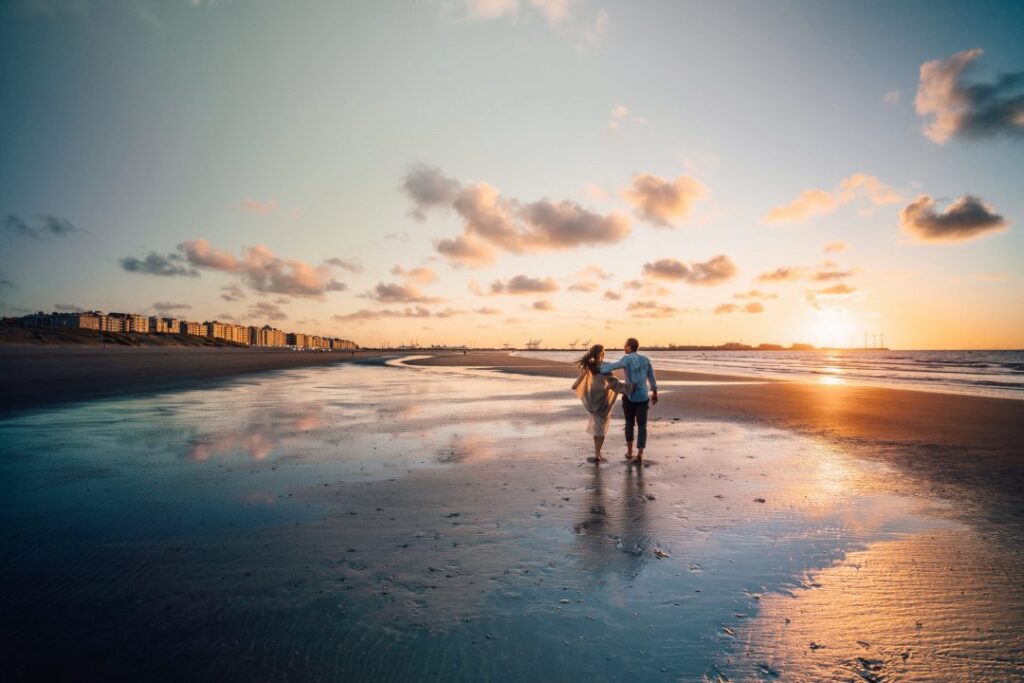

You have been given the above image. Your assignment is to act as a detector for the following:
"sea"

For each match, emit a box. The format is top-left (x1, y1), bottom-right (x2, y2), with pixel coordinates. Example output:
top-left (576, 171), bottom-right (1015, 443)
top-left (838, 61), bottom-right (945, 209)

top-left (521, 349), bottom-right (1024, 400)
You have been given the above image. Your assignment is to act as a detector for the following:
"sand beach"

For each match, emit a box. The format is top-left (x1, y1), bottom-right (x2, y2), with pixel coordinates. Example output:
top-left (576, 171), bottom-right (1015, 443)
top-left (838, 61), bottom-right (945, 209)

top-left (1, 351), bottom-right (1022, 680)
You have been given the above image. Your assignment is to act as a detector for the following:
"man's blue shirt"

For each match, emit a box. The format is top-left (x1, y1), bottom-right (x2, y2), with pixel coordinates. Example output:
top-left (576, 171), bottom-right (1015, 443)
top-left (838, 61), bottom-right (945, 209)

top-left (601, 353), bottom-right (657, 402)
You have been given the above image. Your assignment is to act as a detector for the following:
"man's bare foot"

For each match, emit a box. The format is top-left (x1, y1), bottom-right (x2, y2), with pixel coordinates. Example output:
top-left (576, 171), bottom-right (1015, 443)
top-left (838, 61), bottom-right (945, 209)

top-left (625, 452), bottom-right (634, 460)
top-left (636, 450), bottom-right (644, 463)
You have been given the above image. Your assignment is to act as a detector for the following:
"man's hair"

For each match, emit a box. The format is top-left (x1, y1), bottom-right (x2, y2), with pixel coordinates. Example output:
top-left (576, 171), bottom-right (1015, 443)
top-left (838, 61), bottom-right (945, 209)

top-left (625, 337), bottom-right (639, 352)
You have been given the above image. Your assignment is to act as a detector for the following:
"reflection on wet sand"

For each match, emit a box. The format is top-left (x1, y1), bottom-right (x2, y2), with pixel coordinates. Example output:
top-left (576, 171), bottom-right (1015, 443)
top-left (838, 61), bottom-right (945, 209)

top-left (0, 360), bottom-right (1021, 680)
top-left (727, 529), bottom-right (1024, 681)
top-left (573, 465), bottom-right (655, 584)
top-left (187, 402), bottom-right (327, 461)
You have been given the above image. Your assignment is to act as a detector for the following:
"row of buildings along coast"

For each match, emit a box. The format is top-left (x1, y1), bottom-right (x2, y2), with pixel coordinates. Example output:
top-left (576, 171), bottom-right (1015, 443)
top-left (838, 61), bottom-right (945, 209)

top-left (8, 310), bottom-right (357, 350)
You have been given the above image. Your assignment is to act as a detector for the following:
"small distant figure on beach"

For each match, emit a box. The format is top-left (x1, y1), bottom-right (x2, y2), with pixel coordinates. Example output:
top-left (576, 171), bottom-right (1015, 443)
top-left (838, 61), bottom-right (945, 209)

top-left (601, 338), bottom-right (658, 464)
top-left (572, 344), bottom-right (632, 462)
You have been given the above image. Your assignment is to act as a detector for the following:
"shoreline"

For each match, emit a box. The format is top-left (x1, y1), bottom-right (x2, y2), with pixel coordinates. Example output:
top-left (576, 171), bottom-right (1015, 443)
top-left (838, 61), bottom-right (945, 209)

top-left (408, 352), bottom-right (1023, 453)
top-left (0, 346), bottom-right (388, 416)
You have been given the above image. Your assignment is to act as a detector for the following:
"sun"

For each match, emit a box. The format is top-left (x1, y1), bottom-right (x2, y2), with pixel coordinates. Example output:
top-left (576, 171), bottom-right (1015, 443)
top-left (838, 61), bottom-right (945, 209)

top-left (811, 311), bottom-right (853, 348)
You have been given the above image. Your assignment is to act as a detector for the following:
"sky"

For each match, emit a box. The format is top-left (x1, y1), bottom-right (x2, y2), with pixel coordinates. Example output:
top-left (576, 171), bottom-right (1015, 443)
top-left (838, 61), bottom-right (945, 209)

top-left (1, 0), bottom-right (1022, 350)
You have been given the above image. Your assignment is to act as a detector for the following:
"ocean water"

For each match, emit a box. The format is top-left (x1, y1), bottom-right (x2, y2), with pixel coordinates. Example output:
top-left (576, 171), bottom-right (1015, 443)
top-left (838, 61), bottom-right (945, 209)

top-left (522, 349), bottom-right (1024, 399)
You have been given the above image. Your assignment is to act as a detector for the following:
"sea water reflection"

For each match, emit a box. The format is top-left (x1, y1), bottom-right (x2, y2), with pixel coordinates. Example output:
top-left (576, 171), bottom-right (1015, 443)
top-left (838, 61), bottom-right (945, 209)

top-left (1, 360), bottom-right (1021, 680)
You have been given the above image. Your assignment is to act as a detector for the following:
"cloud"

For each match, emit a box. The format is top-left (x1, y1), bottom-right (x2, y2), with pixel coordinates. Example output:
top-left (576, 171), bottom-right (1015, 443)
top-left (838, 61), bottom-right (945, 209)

top-left (474, 307), bottom-right (502, 315)
top-left (463, 0), bottom-right (518, 19)
top-left (532, 299), bottom-right (555, 311)
top-left (54, 303), bottom-right (84, 312)
top-left (620, 173), bottom-right (708, 227)
top-left (900, 194), bottom-right (1009, 243)
top-left (152, 301), bottom-right (191, 313)
top-left (325, 257), bottom-right (364, 274)
top-left (520, 198), bottom-right (630, 250)
top-left (362, 282), bottom-right (443, 304)
top-left (456, 1), bottom-right (608, 46)
top-left (972, 272), bottom-right (1009, 282)
top-left (392, 265), bottom-right (438, 284)
top-left (815, 283), bottom-right (857, 297)
top-left (823, 241), bottom-right (849, 253)
top-left (714, 302), bottom-right (764, 314)
top-left (402, 164), bottom-right (462, 220)
top-left (248, 301), bottom-right (288, 321)
top-left (242, 198), bottom-right (278, 215)
top-left (333, 306), bottom-right (471, 323)
top-left (764, 189), bottom-right (838, 224)
top-left (404, 165), bottom-right (631, 266)
top-left (733, 289), bottom-right (777, 301)
top-left (490, 274), bottom-right (559, 295)
top-left (764, 174), bottom-right (901, 224)
top-left (805, 283), bottom-right (858, 310)
top-left (755, 266), bottom-right (805, 282)
top-left (567, 281), bottom-right (598, 293)
top-left (3, 213), bottom-right (81, 238)
top-left (121, 252), bottom-right (199, 277)
top-left (607, 104), bottom-right (647, 133)
top-left (575, 265), bottom-right (612, 280)
top-left (220, 284), bottom-right (246, 301)
top-left (914, 48), bottom-right (1024, 143)
top-left (603, 290), bottom-right (622, 301)
top-left (810, 265), bottom-right (855, 281)
top-left (435, 234), bottom-right (496, 268)
top-left (179, 238), bottom-right (241, 271)
top-left (884, 90), bottom-right (901, 105)
top-left (642, 255), bottom-right (738, 285)
top-left (627, 300), bottom-right (677, 319)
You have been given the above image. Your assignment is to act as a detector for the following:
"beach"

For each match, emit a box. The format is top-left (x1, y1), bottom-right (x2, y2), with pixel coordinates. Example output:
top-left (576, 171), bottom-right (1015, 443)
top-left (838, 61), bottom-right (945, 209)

top-left (0, 346), bottom-right (377, 415)
top-left (1, 351), bottom-right (1022, 680)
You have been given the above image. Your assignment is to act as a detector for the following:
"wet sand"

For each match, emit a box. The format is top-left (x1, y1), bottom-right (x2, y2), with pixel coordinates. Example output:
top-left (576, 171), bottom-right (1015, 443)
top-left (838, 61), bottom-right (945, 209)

top-left (410, 352), bottom-right (1024, 457)
top-left (1, 355), bottom-right (1022, 680)
top-left (0, 347), bottom-right (383, 415)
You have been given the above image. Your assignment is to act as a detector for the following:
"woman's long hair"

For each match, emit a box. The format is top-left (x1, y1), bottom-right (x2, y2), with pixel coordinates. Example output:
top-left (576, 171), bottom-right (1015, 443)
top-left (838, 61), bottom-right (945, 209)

top-left (577, 344), bottom-right (604, 374)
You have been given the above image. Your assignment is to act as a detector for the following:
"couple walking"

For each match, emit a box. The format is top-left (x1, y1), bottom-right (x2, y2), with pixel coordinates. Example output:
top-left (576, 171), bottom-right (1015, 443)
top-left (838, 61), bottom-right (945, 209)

top-left (572, 337), bottom-right (658, 464)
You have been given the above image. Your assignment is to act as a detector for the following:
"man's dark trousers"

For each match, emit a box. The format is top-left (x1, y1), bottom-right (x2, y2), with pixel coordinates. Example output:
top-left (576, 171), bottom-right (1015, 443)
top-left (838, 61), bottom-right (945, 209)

top-left (622, 397), bottom-right (650, 449)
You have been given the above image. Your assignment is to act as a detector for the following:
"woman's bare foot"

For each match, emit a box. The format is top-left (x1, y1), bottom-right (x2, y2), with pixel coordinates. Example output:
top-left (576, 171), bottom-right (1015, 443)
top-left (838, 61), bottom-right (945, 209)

top-left (593, 453), bottom-right (603, 462)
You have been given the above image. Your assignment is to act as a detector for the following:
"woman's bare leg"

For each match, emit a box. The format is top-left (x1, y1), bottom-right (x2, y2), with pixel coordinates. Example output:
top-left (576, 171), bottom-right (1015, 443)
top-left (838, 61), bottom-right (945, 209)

top-left (593, 435), bottom-right (605, 461)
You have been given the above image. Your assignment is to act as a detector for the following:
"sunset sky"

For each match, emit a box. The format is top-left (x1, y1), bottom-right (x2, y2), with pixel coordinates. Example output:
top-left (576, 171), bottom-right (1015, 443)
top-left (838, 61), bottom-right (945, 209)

top-left (1, 0), bottom-right (1022, 349)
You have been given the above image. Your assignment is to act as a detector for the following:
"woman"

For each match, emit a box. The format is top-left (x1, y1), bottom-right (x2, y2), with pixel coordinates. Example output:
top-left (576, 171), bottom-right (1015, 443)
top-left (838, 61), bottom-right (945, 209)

top-left (571, 344), bottom-right (632, 462)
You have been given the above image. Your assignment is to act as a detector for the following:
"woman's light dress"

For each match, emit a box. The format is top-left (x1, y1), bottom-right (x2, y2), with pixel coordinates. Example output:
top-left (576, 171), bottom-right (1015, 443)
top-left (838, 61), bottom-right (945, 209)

top-left (572, 369), bottom-right (632, 436)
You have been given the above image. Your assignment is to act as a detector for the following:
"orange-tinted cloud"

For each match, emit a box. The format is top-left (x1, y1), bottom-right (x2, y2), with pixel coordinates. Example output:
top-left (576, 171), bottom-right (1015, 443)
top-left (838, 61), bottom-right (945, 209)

top-left (900, 194), bottom-right (1009, 243)
top-left (361, 282), bottom-right (443, 304)
top-left (620, 173), bottom-right (708, 227)
top-left (627, 300), bottom-right (677, 318)
top-left (404, 165), bottom-right (631, 267)
top-left (490, 275), bottom-right (559, 295)
top-left (392, 265), bottom-right (438, 284)
top-left (642, 255), bottom-right (737, 285)
top-left (914, 48), bottom-right (1024, 143)
top-left (733, 289), bottom-right (777, 301)
top-left (714, 302), bottom-right (764, 314)
top-left (764, 175), bottom-right (901, 224)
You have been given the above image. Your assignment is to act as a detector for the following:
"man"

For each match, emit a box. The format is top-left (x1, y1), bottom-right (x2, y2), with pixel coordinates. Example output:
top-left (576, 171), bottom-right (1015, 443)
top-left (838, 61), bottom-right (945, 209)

top-left (601, 337), bottom-right (658, 463)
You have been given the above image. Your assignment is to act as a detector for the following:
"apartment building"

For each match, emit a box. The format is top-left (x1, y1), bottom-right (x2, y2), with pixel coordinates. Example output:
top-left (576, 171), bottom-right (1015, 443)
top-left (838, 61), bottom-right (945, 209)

top-left (180, 320), bottom-right (203, 336)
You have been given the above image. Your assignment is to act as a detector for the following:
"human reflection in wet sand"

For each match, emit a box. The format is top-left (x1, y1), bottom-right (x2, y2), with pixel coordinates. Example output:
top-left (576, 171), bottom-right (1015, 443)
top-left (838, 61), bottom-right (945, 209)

top-left (573, 464), bottom-right (654, 583)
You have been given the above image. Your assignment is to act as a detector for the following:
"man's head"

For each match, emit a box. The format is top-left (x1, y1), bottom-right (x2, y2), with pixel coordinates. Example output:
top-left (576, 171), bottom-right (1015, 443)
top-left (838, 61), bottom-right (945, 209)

top-left (624, 337), bottom-right (639, 353)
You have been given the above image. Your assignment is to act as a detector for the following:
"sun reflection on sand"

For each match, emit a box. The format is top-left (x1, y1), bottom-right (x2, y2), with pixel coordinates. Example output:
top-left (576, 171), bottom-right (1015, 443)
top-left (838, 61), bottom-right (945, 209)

top-left (723, 529), bottom-right (1024, 681)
